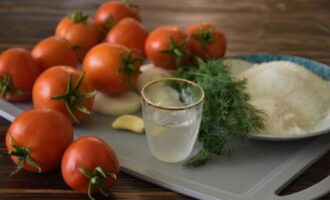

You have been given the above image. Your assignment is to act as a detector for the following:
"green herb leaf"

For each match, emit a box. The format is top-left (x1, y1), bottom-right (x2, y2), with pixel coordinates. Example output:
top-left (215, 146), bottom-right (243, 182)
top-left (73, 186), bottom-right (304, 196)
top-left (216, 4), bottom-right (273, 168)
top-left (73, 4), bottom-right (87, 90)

top-left (176, 58), bottom-right (264, 167)
top-left (184, 148), bottom-right (209, 167)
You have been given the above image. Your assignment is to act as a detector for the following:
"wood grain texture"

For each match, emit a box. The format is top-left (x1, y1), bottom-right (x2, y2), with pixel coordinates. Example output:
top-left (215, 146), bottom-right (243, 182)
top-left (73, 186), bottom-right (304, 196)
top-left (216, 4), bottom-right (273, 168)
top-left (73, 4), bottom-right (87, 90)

top-left (0, 0), bottom-right (329, 199)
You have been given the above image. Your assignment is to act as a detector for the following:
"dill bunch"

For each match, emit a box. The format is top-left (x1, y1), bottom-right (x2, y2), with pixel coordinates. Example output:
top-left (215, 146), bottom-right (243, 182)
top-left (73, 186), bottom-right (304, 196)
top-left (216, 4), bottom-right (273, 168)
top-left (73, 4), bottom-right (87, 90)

top-left (175, 58), bottom-right (264, 167)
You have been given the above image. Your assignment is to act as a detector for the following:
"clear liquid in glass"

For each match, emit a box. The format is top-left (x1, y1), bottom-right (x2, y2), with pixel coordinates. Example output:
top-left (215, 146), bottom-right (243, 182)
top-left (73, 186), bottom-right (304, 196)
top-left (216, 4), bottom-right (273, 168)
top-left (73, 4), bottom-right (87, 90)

top-left (144, 108), bottom-right (201, 163)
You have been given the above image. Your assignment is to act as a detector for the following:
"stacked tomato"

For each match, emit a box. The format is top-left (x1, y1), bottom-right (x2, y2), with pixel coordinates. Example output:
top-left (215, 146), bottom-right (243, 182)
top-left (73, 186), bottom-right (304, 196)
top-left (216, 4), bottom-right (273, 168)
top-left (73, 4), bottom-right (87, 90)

top-left (0, 0), bottom-right (227, 199)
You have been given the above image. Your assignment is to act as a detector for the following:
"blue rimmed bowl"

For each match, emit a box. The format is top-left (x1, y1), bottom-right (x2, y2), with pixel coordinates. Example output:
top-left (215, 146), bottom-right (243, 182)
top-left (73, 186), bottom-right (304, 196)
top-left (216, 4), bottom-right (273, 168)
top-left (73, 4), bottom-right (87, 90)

top-left (229, 54), bottom-right (330, 141)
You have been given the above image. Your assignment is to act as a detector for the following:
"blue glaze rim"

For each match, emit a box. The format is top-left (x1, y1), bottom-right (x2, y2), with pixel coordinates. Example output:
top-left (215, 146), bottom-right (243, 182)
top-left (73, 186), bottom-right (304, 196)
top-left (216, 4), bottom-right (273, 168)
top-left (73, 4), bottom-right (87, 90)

top-left (230, 53), bottom-right (330, 80)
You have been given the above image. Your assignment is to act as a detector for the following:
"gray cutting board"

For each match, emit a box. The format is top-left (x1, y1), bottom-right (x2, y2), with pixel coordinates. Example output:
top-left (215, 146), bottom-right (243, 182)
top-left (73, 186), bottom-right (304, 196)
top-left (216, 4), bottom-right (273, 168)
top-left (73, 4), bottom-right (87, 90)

top-left (0, 100), bottom-right (329, 200)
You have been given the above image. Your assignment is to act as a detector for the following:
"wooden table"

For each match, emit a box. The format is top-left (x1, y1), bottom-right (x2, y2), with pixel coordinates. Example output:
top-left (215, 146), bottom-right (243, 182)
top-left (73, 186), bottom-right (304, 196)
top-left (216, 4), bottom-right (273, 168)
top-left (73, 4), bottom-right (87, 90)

top-left (0, 0), bottom-right (329, 199)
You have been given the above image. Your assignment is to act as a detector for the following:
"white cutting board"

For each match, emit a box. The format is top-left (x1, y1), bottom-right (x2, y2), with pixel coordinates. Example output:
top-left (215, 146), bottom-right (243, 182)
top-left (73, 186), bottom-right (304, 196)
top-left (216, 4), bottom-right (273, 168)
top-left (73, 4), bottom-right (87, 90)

top-left (0, 100), bottom-right (329, 200)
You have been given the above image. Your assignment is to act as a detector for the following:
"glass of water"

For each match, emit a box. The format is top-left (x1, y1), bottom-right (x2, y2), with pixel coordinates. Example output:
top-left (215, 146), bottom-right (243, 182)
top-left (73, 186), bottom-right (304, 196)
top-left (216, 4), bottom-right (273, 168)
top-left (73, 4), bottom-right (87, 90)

top-left (141, 78), bottom-right (204, 163)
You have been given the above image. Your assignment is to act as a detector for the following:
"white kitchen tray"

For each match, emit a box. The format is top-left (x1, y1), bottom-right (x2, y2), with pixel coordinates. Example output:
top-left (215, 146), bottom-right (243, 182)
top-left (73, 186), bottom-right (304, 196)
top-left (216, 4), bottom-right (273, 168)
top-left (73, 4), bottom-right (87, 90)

top-left (0, 100), bottom-right (329, 200)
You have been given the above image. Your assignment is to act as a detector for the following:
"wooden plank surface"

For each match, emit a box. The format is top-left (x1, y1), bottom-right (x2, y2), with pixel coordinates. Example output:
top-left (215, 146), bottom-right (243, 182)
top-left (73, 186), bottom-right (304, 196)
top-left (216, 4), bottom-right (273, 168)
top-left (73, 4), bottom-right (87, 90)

top-left (0, 0), bottom-right (329, 199)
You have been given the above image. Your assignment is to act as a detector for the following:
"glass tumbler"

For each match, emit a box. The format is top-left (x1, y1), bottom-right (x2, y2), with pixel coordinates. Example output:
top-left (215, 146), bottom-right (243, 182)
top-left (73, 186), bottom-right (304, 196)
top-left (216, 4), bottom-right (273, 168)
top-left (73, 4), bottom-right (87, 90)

top-left (141, 78), bottom-right (204, 163)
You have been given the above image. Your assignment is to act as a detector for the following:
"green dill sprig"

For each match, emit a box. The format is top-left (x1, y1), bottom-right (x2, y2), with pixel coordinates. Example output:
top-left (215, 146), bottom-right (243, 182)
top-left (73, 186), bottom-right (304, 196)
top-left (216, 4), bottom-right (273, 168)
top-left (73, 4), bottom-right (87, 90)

top-left (175, 58), bottom-right (264, 167)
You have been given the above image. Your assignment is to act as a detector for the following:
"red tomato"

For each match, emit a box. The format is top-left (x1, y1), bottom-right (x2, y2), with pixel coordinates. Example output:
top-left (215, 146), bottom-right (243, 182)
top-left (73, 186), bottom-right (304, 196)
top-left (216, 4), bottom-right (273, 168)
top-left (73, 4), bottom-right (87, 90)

top-left (61, 136), bottom-right (119, 199)
top-left (32, 36), bottom-right (78, 72)
top-left (105, 17), bottom-right (148, 58)
top-left (145, 26), bottom-right (192, 70)
top-left (0, 48), bottom-right (40, 101)
top-left (33, 66), bottom-right (95, 123)
top-left (95, 1), bottom-right (140, 30)
top-left (83, 43), bottom-right (141, 95)
top-left (55, 11), bottom-right (103, 60)
top-left (185, 23), bottom-right (227, 59)
top-left (6, 108), bottom-right (73, 174)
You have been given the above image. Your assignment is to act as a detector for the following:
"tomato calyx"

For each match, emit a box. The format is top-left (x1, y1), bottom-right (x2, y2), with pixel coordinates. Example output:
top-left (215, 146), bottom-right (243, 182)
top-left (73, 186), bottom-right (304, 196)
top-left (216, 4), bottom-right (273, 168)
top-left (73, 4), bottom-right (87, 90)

top-left (119, 51), bottom-right (142, 87)
top-left (192, 25), bottom-right (214, 51)
top-left (7, 134), bottom-right (41, 175)
top-left (104, 17), bottom-right (117, 30)
top-left (69, 10), bottom-right (89, 24)
top-left (120, 0), bottom-right (139, 9)
top-left (72, 45), bottom-right (81, 51)
top-left (78, 166), bottom-right (117, 200)
top-left (159, 37), bottom-right (189, 67)
top-left (0, 74), bottom-right (26, 100)
top-left (51, 73), bottom-right (96, 123)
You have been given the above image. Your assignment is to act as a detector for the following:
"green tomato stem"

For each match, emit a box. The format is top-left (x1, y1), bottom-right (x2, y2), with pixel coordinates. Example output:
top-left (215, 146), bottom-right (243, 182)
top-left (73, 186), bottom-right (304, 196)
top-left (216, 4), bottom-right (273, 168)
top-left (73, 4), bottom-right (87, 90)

top-left (7, 134), bottom-right (41, 175)
top-left (0, 74), bottom-right (26, 99)
top-left (51, 73), bottom-right (95, 123)
top-left (158, 37), bottom-right (189, 68)
top-left (78, 166), bottom-right (117, 200)
top-left (192, 25), bottom-right (214, 57)
top-left (120, 0), bottom-right (139, 9)
top-left (104, 17), bottom-right (117, 30)
top-left (119, 50), bottom-right (143, 88)
top-left (70, 10), bottom-right (89, 24)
